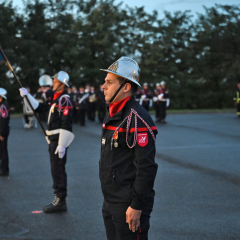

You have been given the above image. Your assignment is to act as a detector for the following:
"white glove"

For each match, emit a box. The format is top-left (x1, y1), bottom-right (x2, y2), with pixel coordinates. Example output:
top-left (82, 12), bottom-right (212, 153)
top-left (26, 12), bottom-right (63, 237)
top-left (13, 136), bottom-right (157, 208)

top-left (55, 145), bottom-right (66, 159)
top-left (19, 88), bottom-right (28, 97)
top-left (153, 96), bottom-right (158, 102)
top-left (149, 99), bottom-right (153, 108)
top-left (141, 94), bottom-right (147, 100)
top-left (166, 99), bottom-right (170, 107)
top-left (158, 93), bottom-right (164, 101)
top-left (20, 88), bottom-right (39, 110)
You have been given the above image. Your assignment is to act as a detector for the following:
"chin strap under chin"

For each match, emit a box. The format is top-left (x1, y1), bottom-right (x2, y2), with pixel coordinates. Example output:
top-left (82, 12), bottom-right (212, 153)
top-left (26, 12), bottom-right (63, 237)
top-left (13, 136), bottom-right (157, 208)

top-left (108, 80), bottom-right (127, 103)
top-left (54, 82), bottom-right (64, 93)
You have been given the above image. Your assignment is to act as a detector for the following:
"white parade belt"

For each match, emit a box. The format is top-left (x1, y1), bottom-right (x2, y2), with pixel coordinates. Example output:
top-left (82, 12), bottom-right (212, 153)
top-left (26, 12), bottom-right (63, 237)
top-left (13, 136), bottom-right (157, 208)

top-left (45, 129), bottom-right (60, 136)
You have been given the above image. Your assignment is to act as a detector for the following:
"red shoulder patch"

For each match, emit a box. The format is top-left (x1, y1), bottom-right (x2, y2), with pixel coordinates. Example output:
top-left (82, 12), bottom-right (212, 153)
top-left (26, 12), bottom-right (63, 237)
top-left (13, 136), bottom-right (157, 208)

top-left (63, 108), bottom-right (69, 116)
top-left (2, 111), bottom-right (6, 118)
top-left (137, 133), bottom-right (148, 147)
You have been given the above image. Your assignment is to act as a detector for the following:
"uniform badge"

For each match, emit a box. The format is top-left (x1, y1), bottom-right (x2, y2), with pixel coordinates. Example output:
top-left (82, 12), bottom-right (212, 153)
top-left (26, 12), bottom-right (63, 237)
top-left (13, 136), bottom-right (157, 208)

top-left (63, 108), bottom-right (69, 116)
top-left (102, 137), bottom-right (106, 146)
top-left (137, 133), bottom-right (148, 147)
top-left (113, 131), bottom-right (118, 148)
top-left (2, 111), bottom-right (6, 118)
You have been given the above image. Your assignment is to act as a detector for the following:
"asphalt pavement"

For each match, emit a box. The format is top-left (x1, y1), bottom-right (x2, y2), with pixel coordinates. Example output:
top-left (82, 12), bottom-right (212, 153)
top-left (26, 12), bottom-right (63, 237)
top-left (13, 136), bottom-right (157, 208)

top-left (0, 113), bottom-right (240, 240)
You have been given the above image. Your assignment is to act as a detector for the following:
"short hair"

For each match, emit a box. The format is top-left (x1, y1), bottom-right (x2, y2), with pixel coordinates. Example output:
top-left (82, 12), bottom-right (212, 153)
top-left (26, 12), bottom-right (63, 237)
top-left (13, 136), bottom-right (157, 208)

top-left (117, 76), bottom-right (138, 95)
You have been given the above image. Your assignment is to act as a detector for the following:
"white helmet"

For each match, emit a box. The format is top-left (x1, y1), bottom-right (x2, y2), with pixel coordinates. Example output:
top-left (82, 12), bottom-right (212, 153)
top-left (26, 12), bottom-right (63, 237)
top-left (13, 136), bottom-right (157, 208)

top-left (100, 56), bottom-right (141, 87)
top-left (52, 71), bottom-right (69, 87)
top-left (160, 81), bottom-right (166, 85)
top-left (0, 88), bottom-right (7, 99)
top-left (143, 82), bottom-right (148, 86)
top-left (39, 75), bottom-right (53, 87)
top-left (156, 83), bottom-right (160, 87)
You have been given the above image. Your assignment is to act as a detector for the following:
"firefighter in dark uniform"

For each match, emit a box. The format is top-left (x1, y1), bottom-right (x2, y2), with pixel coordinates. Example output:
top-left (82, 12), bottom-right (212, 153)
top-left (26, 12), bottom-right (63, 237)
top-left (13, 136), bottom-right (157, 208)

top-left (158, 81), bottom-right (170, 123)
top-left (233, 83), bottom-right (240, 117)
top-left (19, 71), bottom-right (74, 213)
top-left (76, 86), bottom-right (89, 126)
top-left (71, 86), bottom-right (79, 124)
top-left (139, 83), bottom-right (152, 112)
top-left (0, 88), bottom-right (10, 176)
top-left (37, 75), bottom-right (54, 122)
top-left (153, 83), bottom-right (161, 121)
top-left (88, 86), bottom-right (97, 121)
top-left (135, 88), bottom-right (142, 103)
top-left (99, 57), bottom-right (158, 240)
top-left (96, 84), bottom-right (106, 123)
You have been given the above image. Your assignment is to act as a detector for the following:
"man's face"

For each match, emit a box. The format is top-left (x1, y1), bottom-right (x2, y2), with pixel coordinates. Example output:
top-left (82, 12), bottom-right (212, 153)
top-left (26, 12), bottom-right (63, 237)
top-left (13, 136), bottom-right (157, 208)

top-left (161, 84), bottom-right (166, 89)
top-left (52, 78), bottom-right (62, 91)
top-left (72, 87), bottom-right (77, 92)
top-left (79, 87), bottom-right (84, 92)
top-left (91, 87), bottom-right (95, 92)
top-left (143, 85), bottom-right (148, 90)
top-left (102, 73), bottom-right (122, 103)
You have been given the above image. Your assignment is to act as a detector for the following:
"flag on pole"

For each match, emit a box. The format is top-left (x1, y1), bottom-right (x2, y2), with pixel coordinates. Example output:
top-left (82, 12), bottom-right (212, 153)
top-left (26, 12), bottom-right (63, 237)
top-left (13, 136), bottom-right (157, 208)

top-left (0, 51), bottom-right (4, 64)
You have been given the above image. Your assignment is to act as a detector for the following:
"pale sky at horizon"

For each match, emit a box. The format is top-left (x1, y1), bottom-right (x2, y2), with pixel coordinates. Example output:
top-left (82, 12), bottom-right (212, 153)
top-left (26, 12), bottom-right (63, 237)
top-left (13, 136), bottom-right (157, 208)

top-left (8, 0), bottom-right (240, 18)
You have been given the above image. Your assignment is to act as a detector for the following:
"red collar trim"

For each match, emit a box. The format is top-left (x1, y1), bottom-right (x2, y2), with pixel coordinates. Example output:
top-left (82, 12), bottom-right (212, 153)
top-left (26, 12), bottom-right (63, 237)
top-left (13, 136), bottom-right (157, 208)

top-left (109, 96), bottom-right (131, 118)
top-left (53, 91), bottom-right (63, 100)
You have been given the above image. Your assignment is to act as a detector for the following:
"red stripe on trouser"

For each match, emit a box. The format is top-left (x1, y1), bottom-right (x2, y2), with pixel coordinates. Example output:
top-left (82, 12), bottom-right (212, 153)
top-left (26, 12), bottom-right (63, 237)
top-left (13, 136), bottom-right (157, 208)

top-left (137, 226), bottom-right (141, 240)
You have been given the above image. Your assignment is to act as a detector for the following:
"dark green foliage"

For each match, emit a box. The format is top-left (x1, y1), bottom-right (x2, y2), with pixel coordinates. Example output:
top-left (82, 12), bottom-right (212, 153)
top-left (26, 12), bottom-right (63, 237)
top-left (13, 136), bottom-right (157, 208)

top-left (0, 0), bottom-right (239, 110)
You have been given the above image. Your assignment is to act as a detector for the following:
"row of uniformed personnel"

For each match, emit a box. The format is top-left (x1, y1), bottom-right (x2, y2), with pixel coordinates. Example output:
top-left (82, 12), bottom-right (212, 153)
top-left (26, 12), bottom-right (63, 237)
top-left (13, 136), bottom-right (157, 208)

top-left (1, 56), bottom-right (158, 240)
top-left (27, 82), bottom-right (106, 127)
top-left (135, 81), bottom-right (170, 123)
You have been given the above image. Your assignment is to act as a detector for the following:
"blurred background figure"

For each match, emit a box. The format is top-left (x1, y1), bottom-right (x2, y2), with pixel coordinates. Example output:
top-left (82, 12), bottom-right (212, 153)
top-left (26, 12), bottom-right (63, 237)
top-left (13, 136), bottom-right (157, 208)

top-left (135, 88), bottom-right (142, 103)
top-left (158, 81), bottom-right (170, 123)
top-left (139, 82), bottom-right (152, 112)
top-left (71, 86), bottom-right (78, 124)
top-left (77, 86), bottom-right (89, 126)
top-left (22, 87), bottom-right (37, 129)
top-left (85, 84), bottom-right (91, 93)
top-left (233, 83), bottom-right (240, 117)
top-left (88, 86), bottom-right (97, 121)
top-left (96, 84), bottom-right (106, 123)
top-left (0, 88), bottom-right (10, 176)
top-left (67, 87), bottom-right (72, 95)
top-left (153, 83), bottom-right (161, 121)
top-left (35, 75), bottom-right (53, 122)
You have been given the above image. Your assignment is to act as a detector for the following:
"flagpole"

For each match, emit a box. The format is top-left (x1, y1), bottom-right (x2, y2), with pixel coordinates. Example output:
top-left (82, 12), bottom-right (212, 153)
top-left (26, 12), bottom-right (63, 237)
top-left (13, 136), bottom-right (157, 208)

top-left (0, 47), bottom-right (47, 137)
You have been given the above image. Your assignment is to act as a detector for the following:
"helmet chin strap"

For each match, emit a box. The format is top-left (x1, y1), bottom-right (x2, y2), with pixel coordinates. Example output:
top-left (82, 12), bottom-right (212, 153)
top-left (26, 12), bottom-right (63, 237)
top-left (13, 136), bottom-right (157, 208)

top-left (54, 82), bottom-right (65, 93)
top-left (108, 79), bottom-right (127, 103)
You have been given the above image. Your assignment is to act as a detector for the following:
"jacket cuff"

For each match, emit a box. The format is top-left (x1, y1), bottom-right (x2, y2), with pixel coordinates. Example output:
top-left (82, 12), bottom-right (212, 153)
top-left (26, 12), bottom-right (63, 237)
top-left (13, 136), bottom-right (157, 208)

top-left (130, 199), bottom-right (143, 211)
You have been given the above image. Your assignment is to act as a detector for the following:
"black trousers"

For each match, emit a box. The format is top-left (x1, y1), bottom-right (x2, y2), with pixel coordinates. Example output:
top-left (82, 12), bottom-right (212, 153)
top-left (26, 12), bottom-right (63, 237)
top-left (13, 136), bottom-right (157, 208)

top-left (154, 102), bottom-right (160, 119)
top-left (72, 107), bottom-right (78, 124)
top-left (78, 109), bottom-right (86, 126)
top-left (102, 200), bottom-right (153, 240)
top-left (88, 103), bottom-right (96, 121)
top-left (48, 140), bottom-right (67, 199)
top-left (142, 102), bottom-right (149, 112)
top-left (98, 105), bottom-right (106, 123)
top-left (0, 137), bottom-right (9, 172)
top-left (159, 101), bottom-right (166, 120)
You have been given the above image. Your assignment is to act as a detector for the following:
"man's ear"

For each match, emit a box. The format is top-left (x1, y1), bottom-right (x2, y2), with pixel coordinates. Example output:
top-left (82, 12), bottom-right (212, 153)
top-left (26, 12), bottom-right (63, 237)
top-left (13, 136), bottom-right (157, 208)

top-left (123, 83), bottom-right (131, 93)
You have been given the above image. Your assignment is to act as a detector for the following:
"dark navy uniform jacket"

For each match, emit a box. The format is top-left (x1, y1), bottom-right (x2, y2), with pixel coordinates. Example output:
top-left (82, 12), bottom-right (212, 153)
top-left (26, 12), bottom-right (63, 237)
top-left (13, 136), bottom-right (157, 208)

top-left (0, 101), bottom-right (10, 138)
top-left (100, 96), bottom-right (158, 210)
top-left (36, 90), bottom-right (73, 141)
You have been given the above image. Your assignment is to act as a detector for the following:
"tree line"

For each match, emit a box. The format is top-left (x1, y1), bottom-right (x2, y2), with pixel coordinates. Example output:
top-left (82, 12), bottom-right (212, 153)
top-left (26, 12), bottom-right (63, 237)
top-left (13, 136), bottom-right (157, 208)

top-left (0, 0), bottom-right (240, 110)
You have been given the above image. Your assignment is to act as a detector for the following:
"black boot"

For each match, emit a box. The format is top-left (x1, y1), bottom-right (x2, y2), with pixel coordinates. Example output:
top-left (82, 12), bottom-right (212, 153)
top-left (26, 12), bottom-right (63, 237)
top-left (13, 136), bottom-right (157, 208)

top-left (0, 170), bottom-right (9, 176)
top-left (43, 195), bottom-right (67, 213)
